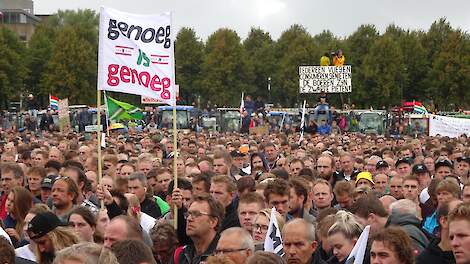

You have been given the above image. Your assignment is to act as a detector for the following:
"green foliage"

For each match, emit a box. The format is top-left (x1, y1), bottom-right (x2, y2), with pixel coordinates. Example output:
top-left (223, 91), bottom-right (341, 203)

top-left (0, 27), bottom-right (28, 108)
top-left (199, 28), bottom-right (254, 106)
top-left (175, 27), bottom-right (204, 103)
top-left (40, 25), bottom-right (97, 104)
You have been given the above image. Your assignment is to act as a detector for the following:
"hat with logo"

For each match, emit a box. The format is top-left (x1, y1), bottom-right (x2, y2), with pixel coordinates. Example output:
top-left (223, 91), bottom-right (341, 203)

top-left (376, 160), bottom-right (389, 170)
top-left (41, 175), bottom-right (57, 189)
top-left (435, 159), bottom-right (453, 170)
top-left (27, 212), bottom-right (65, 240)
top-left (412, 164), bottom-right (429, 174)
top-left (395, 157), bottom-right (412, 167)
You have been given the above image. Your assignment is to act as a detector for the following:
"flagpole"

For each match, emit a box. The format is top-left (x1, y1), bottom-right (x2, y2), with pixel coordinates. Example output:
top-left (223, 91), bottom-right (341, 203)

top-left (172, 100), bottom-right (178, 229)
top-left (97, 90), bottom-right (104, 209)
top-left (103, 91), bottom-right (111, 137)
top-left (298, 100), bottom-right (306, 144)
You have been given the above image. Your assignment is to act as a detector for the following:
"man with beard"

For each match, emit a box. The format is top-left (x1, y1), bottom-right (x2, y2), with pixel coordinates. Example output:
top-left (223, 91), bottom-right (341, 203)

top-left (282, 219), bottom-right (319, 264)
top-left (263, 142), bottom-right (280, 170)
top-left (316, 155), bottom-right (340, 187)
top-left (288, 177), bottom-right (315, 223)
top-left (51, 177), bottom-right (80, 221)
top-left (172, 195), bottom-right (224, 264)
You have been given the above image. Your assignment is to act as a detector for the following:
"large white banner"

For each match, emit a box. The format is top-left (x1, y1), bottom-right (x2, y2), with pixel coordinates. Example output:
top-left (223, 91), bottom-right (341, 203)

top-left (98, 7), bottom-right (176, 106)
top-left (429, 114), bottom-right (470, 138)
top-left (299, 66), bottom-right (351, 93)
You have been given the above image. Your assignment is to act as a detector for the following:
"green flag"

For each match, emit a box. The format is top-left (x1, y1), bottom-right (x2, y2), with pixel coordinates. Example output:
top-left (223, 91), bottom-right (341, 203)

top-left (106, 96), bottom-right (144, 121)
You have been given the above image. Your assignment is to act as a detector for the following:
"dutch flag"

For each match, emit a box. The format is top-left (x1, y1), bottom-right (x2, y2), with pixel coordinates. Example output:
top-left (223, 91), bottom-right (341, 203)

top-left (50, 95), bottom-right (59, 110)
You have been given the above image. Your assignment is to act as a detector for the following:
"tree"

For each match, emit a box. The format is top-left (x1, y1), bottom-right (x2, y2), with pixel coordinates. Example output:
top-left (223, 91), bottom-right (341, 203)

top-left (243, 27), bottom-right (276, 101)
top-left (344, 25), bottom-right (379, 107)
top-left (199, 28), bottom-right (254, 106)
top-left (40, 26), bottom-right (97, 104)
top-left (0, 27), bottom-right (28, 108)
top-left (175, 27), bottom-right (204, 104)
top-left (25, 24), bottom-right (55, 102)
top-left (427, 31), bottom-right (470, 110)
top-left (362, 34), bottom-right (406, 108)
top-left (273, 24), bottom-right (317, 106)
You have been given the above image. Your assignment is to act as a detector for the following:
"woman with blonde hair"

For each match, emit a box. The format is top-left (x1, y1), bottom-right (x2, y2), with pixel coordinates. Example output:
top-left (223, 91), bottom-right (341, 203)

top-left (327, 210), bottom-right (364, 264)
top-left (252, 209), bottom-right (285, 250)
top-left (53, 242), bottom-right (119, 264)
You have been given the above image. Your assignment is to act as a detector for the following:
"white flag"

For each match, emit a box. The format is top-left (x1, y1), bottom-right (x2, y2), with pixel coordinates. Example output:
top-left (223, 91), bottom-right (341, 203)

top-left (239, 92), bottom-right (244, 114)
top-left (98, 7), bottom-right (176, 106)
top-left (346, 225), bottom-right (370, 264)
top-left (298, 100), bottom-right (306, 144)
top-left (101, 132), bottom-right (106, 148)
top-left (264, 207), bottom-right (284, 256)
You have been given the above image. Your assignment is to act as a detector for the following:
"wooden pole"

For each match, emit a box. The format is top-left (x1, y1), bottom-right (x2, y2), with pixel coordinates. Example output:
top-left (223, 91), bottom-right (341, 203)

top-left (172, 104), bottom-right (178, 229)
top-left (97, 90), bottom-right (104, 209)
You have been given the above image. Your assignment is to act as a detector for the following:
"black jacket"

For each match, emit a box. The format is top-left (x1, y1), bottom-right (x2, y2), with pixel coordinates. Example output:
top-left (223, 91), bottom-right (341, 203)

top-left (311, 243), bottom-right (331, 264)
top-left (141, 197), bottom-right (162, 219)
top-left (221, 199), bottom-right (240, 231)
top-left (386, 212), bottom-right (431, 253)
top-left (171, 233), bottom-right (220, 264)
top-left (416, 238), bottom-right (455, 264)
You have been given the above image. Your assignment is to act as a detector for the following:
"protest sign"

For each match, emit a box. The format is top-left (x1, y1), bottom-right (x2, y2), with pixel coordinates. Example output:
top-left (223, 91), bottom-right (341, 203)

top-left (58, 98), bottom-right (71, 132)
top-left (299, 66), bottom-right (351, 93)
top-left (98, 7), bottom-right (176, 105)
top-left (429, 114), bottom-right (470, 138)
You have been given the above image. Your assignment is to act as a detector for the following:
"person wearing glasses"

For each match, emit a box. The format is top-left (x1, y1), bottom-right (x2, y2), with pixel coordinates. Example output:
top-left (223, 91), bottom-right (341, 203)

top-left (215, 227), bottom-right (254, 264)
top-left (171, 195), bottom-right (224, 264)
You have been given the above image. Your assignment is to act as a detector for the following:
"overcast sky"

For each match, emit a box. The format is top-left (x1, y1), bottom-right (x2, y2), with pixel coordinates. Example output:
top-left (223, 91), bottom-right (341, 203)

top-left (34, 0), bottom-right (470, 41)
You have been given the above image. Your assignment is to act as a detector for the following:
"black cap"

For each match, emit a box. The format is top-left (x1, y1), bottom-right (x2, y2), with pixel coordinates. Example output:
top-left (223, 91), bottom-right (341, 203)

top-left (412, 164), bottom-right (429, 174)
top-left (230, 150), bottom-right (245, 157)
top-left (457, 156), bottom-right (470, 165)
top-left (41, 175), bottom-right (57, 189)
top-left (435, 159), bottom-right (453, 170)
top-left (395, 157), bottom-right (412, 167)
top-left (376, 160), bottom-right (389, 169)
top-left (27, 212), bottom-right (65, 239)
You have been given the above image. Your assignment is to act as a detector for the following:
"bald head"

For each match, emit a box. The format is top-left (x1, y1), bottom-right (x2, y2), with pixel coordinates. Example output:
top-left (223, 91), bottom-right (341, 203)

top-left (282, 218), bottom-right (315, 242)
top-left (379, 195), bottom-right (397, 214)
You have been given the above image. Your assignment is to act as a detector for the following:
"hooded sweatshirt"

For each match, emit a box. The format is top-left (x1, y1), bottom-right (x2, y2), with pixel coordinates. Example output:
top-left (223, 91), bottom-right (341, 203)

top-left (386, 212), bottom-right (431, 253)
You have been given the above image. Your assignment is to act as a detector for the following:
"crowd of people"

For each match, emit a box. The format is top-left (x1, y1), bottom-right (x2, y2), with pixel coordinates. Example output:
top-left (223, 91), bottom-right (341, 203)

top-left (0, 124), bottom-right (469, 264)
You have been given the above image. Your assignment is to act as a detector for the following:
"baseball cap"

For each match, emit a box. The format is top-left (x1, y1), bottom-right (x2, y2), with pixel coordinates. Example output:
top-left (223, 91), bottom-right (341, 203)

top-left (412, 164), bottom-right (429, 174)
top-left (230, 150), bottom-right (245, 157)
top-left (435, 159), bottom-right (453, 170)
top-left (456, 156), bottom-right (470, 165)
top-left (376, 160), bottom-right (389, 169)
top-left (239, 145), bottom-right (249, 155)
top-left (355, 171), bottom-right (374, 185)
top-left (27, 212), bottom-right (65, 240)
top-left (395, 157), bottom-right (412, 167)
top-left (41, 175), bottom-right (57, 189)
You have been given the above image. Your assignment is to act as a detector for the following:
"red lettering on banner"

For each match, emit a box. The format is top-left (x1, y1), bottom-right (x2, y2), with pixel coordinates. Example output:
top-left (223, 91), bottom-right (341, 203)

top-left (120, 66), bottom-right (130, 83)
top-left (106, 64), bottom-right (171, 99)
